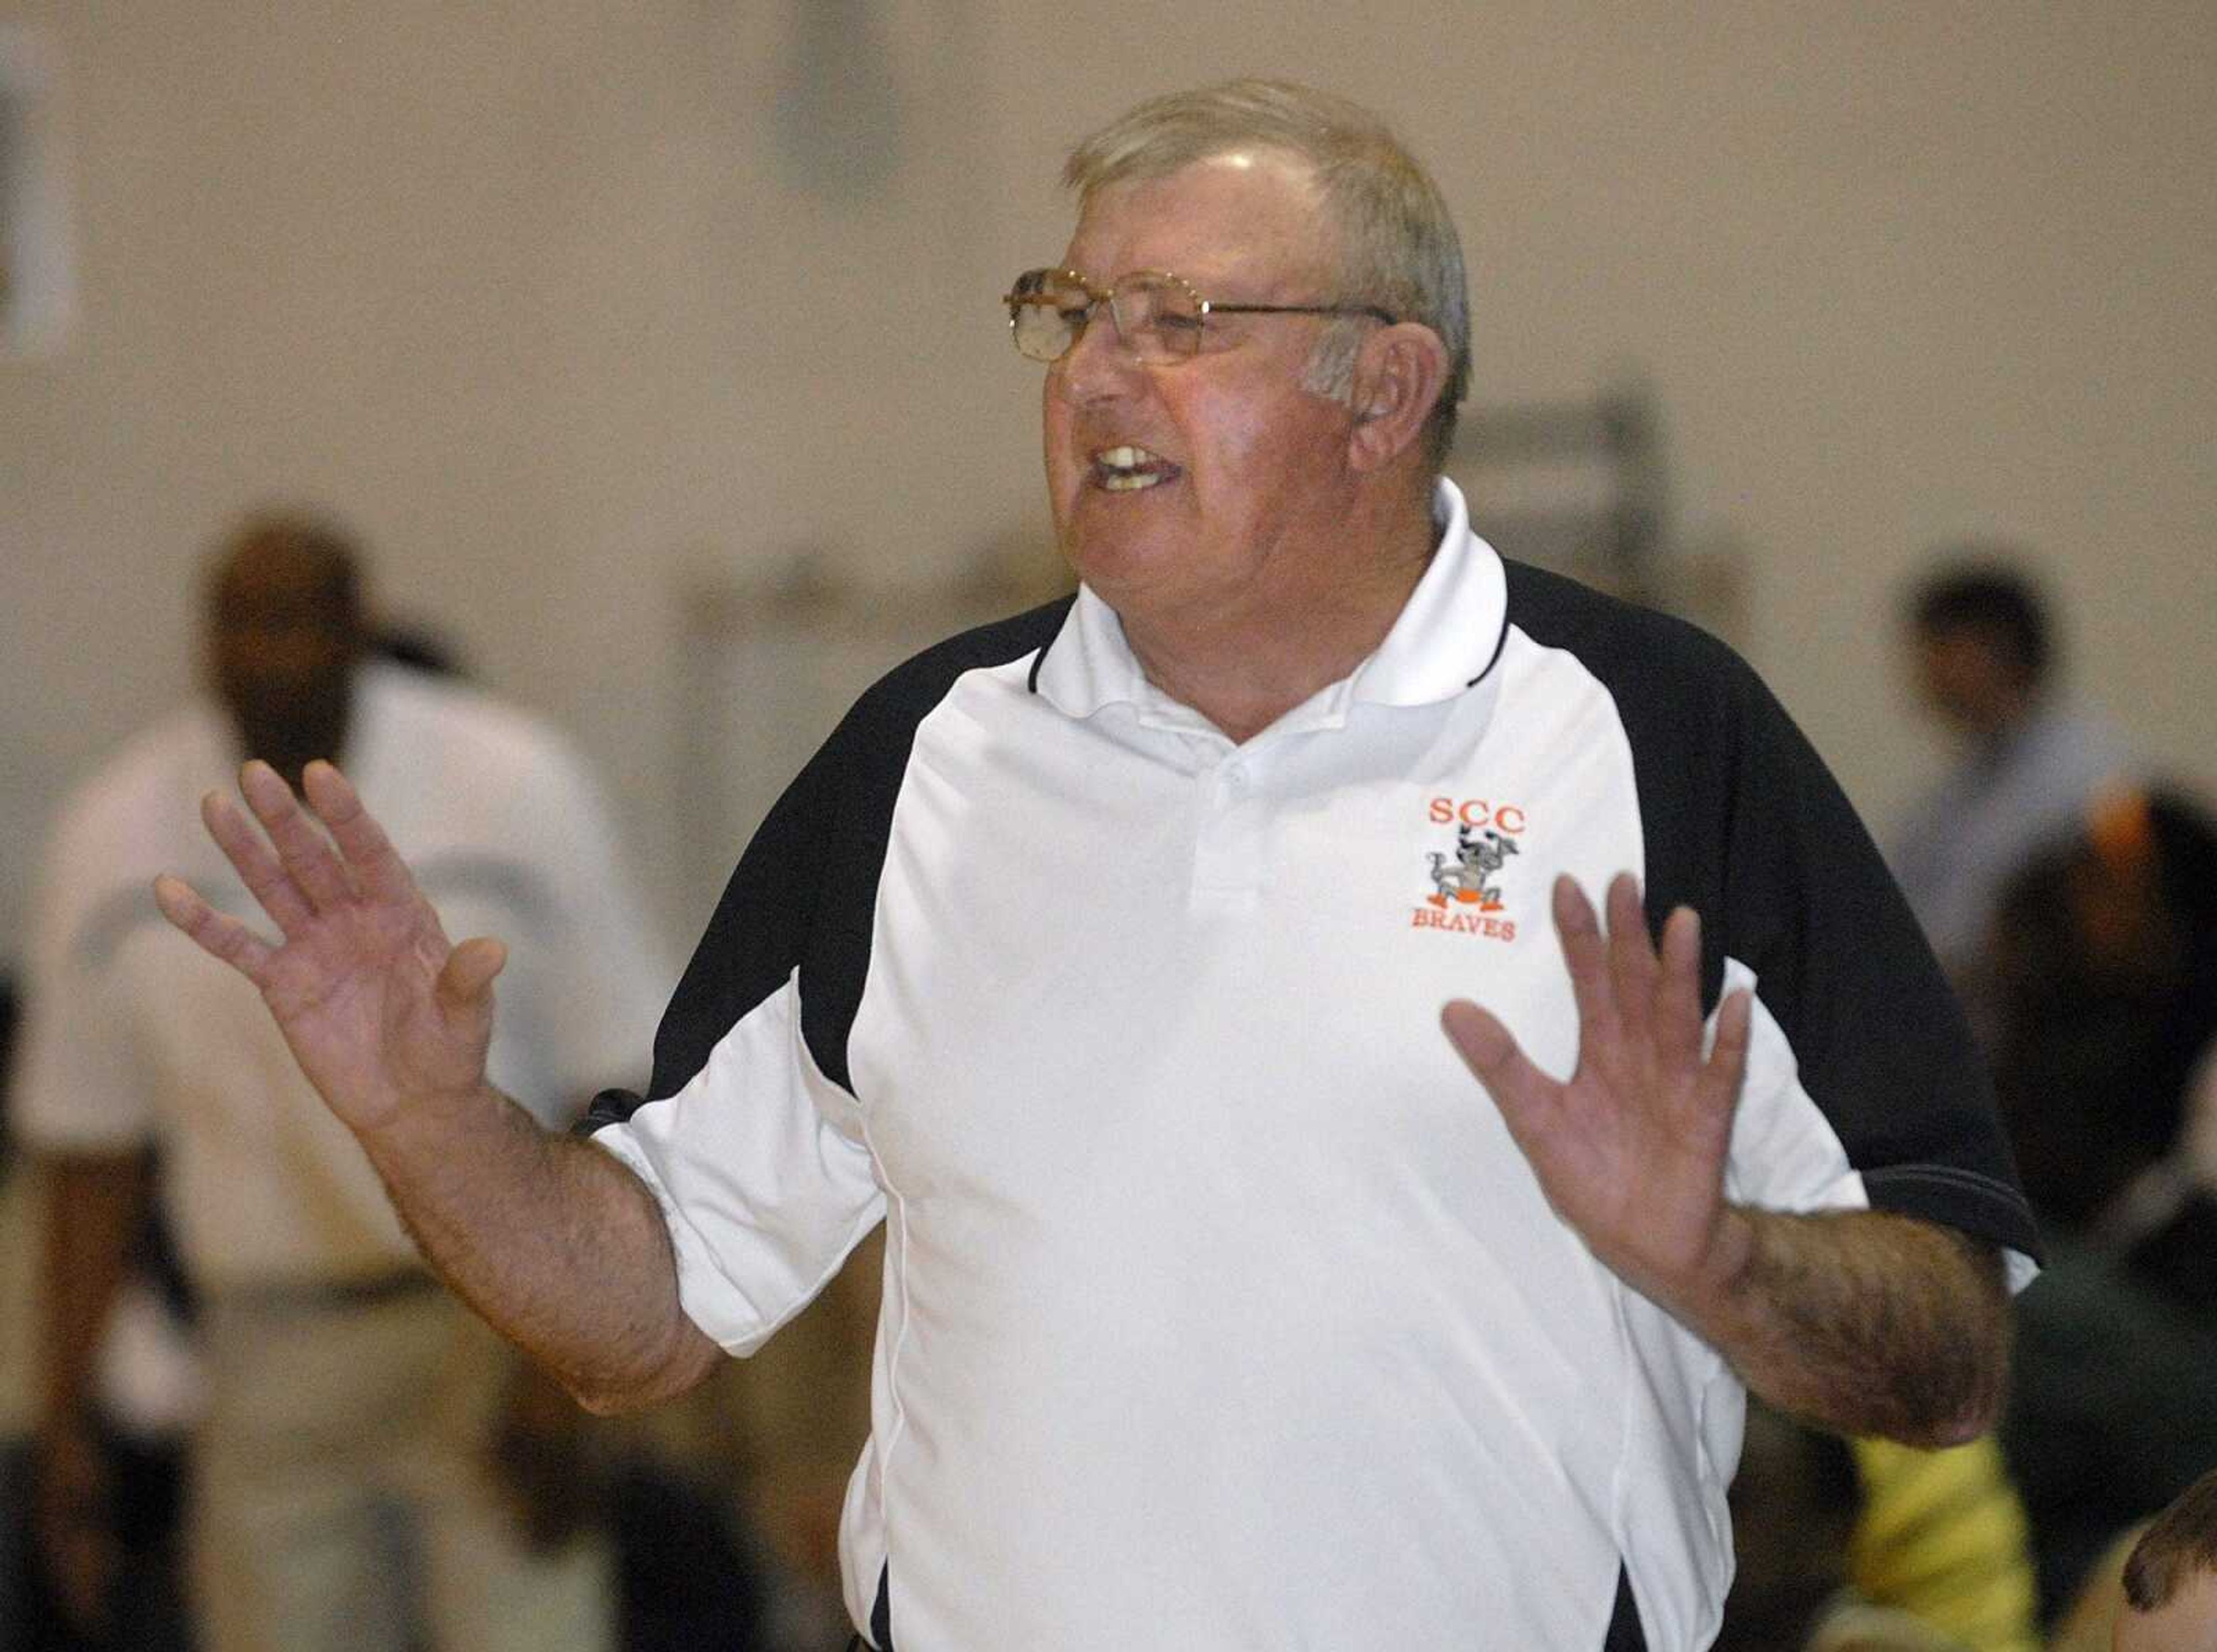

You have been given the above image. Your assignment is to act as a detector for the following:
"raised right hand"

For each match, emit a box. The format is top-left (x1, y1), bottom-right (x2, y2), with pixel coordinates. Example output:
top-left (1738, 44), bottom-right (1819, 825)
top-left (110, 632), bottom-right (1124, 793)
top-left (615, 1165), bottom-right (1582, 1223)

top-left (153, 759), bottom-right (505, 1138)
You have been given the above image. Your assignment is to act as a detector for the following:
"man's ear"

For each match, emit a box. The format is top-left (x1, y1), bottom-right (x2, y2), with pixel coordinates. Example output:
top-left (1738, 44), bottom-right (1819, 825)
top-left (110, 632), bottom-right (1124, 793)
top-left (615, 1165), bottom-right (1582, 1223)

top-left (1346, 323), bottom-right (1450, 474)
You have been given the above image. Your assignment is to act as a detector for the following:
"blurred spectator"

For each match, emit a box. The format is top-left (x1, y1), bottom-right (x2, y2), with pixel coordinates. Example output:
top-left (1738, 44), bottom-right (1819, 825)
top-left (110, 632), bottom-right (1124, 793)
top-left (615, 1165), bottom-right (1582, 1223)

top-left (5, 508), bottom-right (670, 1652)
top-left (1719, 1400), bottom-right (1987, 1651)
top-left (1991, 788), bottom-right (2217, 1625)
top-left (2046, 1522), bottom-right (2153, 1652)
top-left (1890, 554), bottom-right (2133, 1038)
top-left (8, 964), bottom-right (196, 1652)
top-left (3, 968), bottom-right (29, 1643)
top-left (2112, 1468), bottom-right (2217, 1652)
top-left (1718, 1392), bottom-right (2041, 1652)
top-left (1847, 1434), bottom-right (2043, 1652)
top-left (372, 619), bottom-right (472, 681)
top-left (1992, 790), bottom-right (2217, 1245)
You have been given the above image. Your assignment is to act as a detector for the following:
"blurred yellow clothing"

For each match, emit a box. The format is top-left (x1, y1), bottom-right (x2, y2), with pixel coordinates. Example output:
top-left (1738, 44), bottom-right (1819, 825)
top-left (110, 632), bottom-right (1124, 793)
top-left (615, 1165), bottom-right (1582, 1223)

top-left (1849, 1434), bottom-right (2043, 1652)
top-left (1810, 1595), bottom-right (1976, 1650)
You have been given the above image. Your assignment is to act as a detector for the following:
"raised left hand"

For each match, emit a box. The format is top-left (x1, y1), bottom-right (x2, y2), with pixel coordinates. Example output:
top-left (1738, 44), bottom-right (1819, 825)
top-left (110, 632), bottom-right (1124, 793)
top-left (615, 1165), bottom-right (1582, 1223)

top-left (1442, 872), bottom-right (1754, 1318)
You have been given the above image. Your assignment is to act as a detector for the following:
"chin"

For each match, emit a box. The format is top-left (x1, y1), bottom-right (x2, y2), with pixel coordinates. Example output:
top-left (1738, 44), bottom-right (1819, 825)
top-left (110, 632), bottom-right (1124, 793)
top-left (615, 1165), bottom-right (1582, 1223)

top-left (1061, 525), bottom-right (1156, 584)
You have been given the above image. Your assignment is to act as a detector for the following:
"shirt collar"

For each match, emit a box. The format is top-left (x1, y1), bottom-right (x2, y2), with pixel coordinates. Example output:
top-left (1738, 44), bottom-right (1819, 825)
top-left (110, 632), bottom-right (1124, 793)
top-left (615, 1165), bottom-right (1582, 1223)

top-left (1350, 478), bottom-right (1510, 706)
top-left (1032, 478), bottom-right (1508, 724)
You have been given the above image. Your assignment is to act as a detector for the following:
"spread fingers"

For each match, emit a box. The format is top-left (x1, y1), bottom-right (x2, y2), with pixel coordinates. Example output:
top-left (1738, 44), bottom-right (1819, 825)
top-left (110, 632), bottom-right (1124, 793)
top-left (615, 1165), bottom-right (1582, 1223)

top-left (200, 788), bottom-right (318, 938)
top-left (153, 873), bottom-right (275, 985)
top-left (238, 760), bottom-right (356, 913)
top-left (302, 761), bottom-right (416, 906)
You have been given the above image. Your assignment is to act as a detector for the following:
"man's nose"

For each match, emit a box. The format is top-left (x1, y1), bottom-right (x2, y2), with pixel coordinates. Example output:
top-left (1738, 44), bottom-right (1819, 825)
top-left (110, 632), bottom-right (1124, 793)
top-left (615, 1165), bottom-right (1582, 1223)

top-left (1051, 304), bottom-right (1145, 405)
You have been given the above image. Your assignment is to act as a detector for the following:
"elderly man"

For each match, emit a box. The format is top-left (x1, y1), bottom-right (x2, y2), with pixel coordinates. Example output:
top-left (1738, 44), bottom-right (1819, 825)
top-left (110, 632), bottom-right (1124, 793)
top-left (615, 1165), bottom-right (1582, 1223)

top-left (152, 83), bottom-right (2036, 1652)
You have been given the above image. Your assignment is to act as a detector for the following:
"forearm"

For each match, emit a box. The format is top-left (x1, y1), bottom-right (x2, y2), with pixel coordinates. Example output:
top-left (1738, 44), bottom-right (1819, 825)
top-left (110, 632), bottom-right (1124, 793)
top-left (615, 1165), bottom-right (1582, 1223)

top-left (38, 1151), bottom-right (152, 1432)
top-left (29, 1151), bottom-right (154, 1631)
top-left (154, 762), bottom-right (722, 1410)
top-left (354, 1086), bottom-right (720, 1414)
top-left (1682, 1207), bottom-right (2010, 1448)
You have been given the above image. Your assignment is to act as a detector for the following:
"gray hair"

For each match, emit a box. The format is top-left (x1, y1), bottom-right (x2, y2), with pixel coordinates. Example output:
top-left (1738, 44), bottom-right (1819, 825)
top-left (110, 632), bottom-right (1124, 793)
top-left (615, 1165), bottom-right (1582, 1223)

top-left (1063, 79), bottom-right (1470, 473)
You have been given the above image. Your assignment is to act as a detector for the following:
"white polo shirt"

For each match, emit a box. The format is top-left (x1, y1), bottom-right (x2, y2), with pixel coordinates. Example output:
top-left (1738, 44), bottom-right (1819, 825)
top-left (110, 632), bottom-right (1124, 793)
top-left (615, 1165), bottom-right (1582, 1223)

top-left (592, 482), bottom-right (2036, 1652)
top-left (12, 662), bottom-right (669, 1290)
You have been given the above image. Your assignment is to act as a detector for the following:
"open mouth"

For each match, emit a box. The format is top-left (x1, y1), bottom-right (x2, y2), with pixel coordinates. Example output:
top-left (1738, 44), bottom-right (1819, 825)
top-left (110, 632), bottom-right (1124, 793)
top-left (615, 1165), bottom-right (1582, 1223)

top-left (1091, 445), bottom-right (1181, 493)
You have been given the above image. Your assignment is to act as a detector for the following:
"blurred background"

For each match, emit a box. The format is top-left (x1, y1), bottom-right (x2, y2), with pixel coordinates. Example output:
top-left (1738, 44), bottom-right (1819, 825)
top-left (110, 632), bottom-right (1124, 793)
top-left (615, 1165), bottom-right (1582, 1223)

top-left (2, 1), bottom-right (2209, 953)
top-left (2, 5), bottom-right (2213, 1649)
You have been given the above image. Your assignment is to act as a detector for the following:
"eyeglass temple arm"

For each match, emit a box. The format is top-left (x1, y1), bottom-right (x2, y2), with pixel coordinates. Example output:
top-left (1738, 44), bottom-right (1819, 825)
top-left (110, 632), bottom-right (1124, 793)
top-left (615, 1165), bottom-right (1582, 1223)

top-left (1203, 300), bottom-right (1398, 326)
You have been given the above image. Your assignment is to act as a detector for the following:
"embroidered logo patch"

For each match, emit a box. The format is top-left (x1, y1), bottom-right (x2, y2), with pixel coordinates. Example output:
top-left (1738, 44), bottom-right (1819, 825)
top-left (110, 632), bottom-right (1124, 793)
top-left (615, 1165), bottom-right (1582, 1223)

top-left (1412, 800), bottom-right (1526, 940)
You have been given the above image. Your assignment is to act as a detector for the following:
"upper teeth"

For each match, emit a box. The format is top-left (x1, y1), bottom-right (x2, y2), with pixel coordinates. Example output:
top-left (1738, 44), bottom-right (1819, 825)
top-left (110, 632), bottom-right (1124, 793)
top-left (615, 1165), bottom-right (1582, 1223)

top-left (1098, 446), bottom-right (1167, 491)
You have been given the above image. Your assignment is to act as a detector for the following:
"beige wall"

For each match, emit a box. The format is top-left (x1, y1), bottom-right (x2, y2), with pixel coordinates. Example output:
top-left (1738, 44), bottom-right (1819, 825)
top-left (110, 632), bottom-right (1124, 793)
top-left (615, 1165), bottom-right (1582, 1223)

top-left (3, 1), bottom-right (2212, 953)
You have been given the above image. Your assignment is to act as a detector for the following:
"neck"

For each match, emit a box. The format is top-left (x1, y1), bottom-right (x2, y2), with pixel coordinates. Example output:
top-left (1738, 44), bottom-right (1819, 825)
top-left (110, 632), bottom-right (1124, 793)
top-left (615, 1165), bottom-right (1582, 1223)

top-left (1965, 687), bottom-right (2042, 754)
top-left (1123, 490), bottom-right (1439, 744)
top-left (236, 700), bottom-right (352, 796)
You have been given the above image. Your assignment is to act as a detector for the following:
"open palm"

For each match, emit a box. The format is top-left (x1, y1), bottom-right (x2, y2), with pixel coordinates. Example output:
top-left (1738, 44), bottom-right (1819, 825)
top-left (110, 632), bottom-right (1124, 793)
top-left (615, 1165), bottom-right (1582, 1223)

top-left (1441, 872), bottom-right (1754, 1314)
top-left (154, 759), bottom-right (505, 1136)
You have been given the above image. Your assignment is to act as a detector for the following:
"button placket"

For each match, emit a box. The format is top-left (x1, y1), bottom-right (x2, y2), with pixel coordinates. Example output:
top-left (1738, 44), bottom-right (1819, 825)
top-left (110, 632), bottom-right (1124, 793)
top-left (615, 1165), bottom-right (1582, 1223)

top-left (1190, 753), bottom-right (1267, 906)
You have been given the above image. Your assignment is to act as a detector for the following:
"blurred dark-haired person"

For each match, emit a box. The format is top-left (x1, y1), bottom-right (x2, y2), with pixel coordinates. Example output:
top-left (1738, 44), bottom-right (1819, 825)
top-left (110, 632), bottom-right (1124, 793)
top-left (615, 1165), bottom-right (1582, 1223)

top-left (6, 509), bottom-right (669, 1652)
top-left (1715, 1401), bottom-right (2025, 1652)
top-left (2113, 1470), bottom-right (2217, 1652)
top-left (1992, 789), bottom-right (2217, 1273)
top-left (1890, 554), bottom-right (2132, 1038)
top-left (1991, 788), bottom-right (2217, 1627)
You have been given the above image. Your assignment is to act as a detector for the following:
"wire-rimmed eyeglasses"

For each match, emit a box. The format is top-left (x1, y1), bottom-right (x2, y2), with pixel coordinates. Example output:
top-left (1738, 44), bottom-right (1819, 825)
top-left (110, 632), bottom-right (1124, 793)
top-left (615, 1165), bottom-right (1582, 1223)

top-left (1002, 267), bottom-right (1397, 366)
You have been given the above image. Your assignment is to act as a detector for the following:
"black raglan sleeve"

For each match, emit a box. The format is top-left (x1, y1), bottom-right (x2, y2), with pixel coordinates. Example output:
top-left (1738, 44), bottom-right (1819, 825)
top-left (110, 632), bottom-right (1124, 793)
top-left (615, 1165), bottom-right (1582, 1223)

top-left (1503, 560), bottom-right (2040, 1263)
top-left (582, 595), bottom-right (1077, 1130)
top-left (1682, 640), bottom-right (2040, 1260)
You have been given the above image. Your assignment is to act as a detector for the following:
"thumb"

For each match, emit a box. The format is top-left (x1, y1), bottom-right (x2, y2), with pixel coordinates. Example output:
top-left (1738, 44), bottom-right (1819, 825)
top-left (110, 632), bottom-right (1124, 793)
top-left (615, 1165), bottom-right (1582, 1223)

top-left (436, 937), bottom-right (508, 1016)
top-left (1441, 998), bottom-right (1517, 1078)
top-left (1442, 998), bottom-right (1561, 1130)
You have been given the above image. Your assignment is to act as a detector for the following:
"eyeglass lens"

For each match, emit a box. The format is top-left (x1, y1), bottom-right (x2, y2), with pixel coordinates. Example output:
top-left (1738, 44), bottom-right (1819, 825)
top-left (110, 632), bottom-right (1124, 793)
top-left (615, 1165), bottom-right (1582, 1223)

top-left (1009, 271), bottom-right (1201, 365)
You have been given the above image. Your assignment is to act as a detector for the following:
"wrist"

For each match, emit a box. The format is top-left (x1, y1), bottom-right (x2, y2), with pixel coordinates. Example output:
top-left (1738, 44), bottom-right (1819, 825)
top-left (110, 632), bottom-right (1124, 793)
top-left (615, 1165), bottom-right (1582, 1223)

top-left (1667, 1203), bottom-right (1762, 1341)
top-left (355, 1078), bottom-right (506, 1155)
